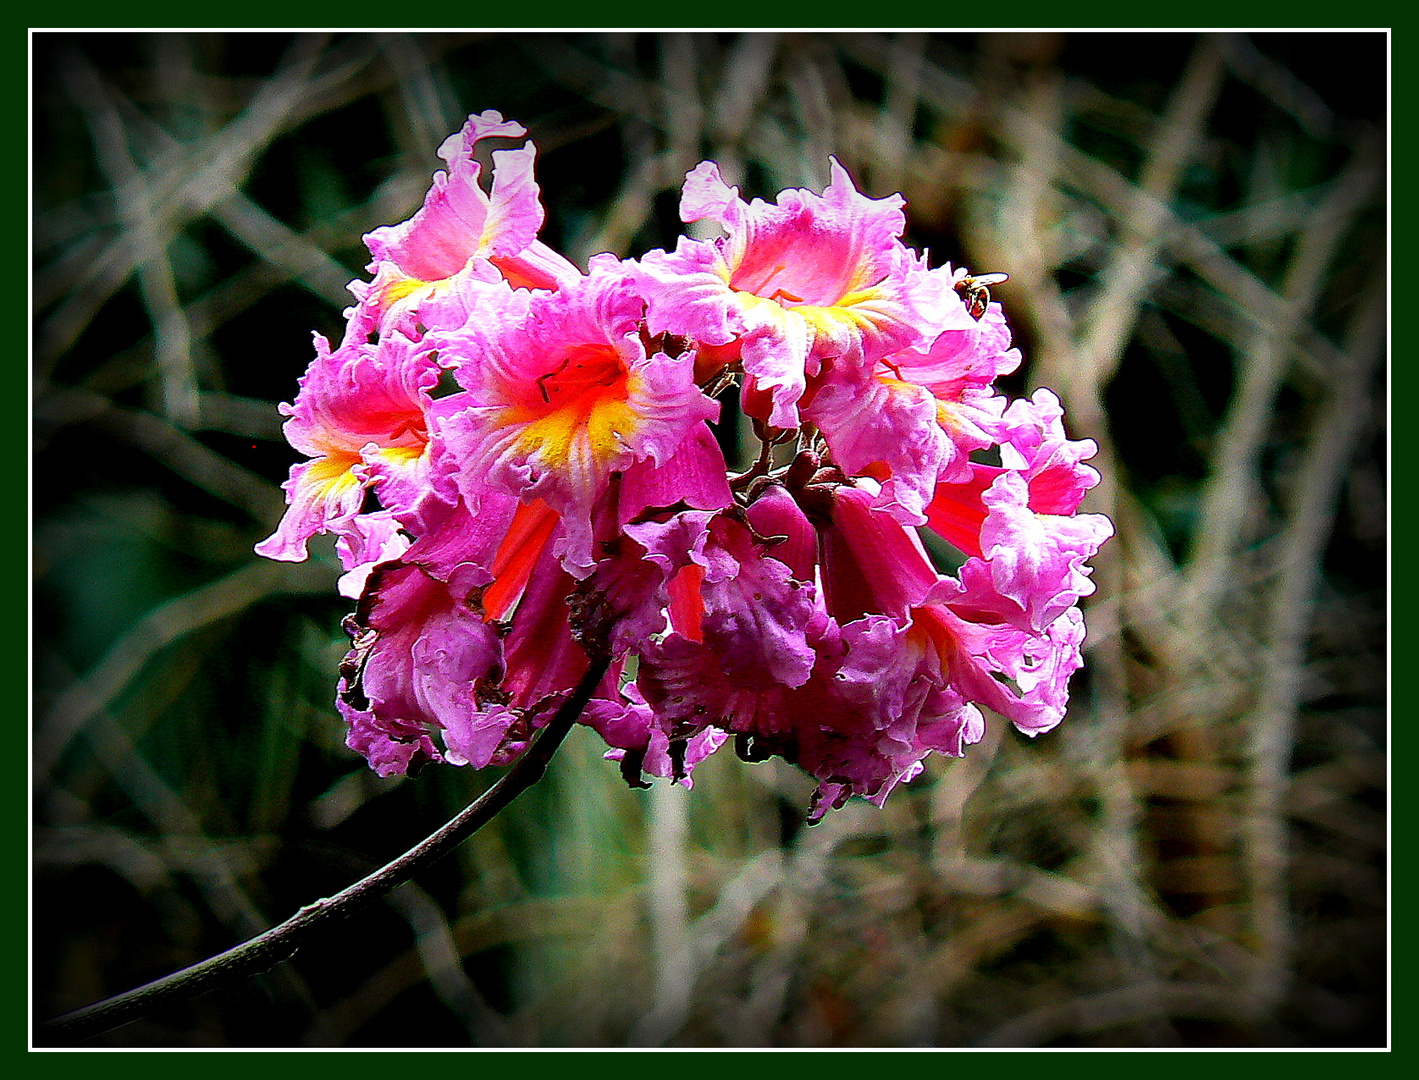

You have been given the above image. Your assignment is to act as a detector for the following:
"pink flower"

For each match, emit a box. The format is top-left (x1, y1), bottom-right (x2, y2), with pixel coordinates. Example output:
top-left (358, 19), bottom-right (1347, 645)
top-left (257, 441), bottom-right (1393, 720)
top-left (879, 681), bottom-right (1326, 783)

top-left (347, 110), bottom-right (581, 344)
top-left (964, 471), bottom-right (1113, 633)
top-left (436, 258), bottom-right (723, 575)
top-left (255, 113), bottom-right (1113, 819)
top-left (254, 330), bottom-right (441, 562)
top-left (336, 548), bottom-right (505, 777)
top-left (923, 389), bottom-right (1113, 632)
top-left (636, 160), bottom-right (954, 429)
top-left (802, 277), bottom-right (1021, 525)
top-left (335, 490), bottom-right (630, 777)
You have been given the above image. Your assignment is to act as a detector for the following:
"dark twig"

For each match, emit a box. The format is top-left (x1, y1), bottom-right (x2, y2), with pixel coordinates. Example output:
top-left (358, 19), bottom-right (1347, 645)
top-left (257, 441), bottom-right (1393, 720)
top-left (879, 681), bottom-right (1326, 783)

top-left (37, 652), bottom-right (613, 1047)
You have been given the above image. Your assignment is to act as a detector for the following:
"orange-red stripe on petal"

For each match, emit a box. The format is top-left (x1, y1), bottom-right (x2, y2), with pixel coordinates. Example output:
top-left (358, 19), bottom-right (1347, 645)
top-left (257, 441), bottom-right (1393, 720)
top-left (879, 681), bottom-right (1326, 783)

top-left (667, 563), bottom-right (706, 642)
top-left (483, 499), bottom-right (560, 621)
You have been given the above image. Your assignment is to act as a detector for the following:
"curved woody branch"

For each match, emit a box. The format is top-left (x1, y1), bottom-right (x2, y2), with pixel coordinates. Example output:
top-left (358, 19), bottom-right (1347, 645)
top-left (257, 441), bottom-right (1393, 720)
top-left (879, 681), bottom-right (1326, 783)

top-left (38, 653), bottom-right (612, 1047)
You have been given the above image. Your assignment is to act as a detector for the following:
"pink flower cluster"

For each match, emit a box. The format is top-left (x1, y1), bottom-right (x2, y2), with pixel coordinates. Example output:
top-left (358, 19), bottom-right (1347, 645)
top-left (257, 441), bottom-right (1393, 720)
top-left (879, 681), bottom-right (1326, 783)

top-left (257, 112), bottom-right (1113, 820)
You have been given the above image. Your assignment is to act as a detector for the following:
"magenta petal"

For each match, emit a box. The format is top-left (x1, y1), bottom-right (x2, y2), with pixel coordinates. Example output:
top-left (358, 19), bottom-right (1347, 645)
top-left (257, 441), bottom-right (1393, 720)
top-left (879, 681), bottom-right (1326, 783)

top-left (335, 511), bottom-right (411, 599)
top-left (744, 484), bottom-right (819, 583)
top-left (994, 388), bottom-right (1102, 515)
top-left (621, 508), bottom-right (819, 690)
top-left (635, 243), bottom-right (742, 347)
top-left (364, 110), bottom-right (536, 281)
top-left (618, 422), bottom-right (732, 517)
top-left (441, 706), bottom-right (523, 770)
top-left (698, 516), bottom-right (819, 690)
top-left (622, 508), bottom-right (719, 578)
top-left (350, 563), bottom-right (502, 724)
top-left (973, 471), bottom-right (1114, 633)
top-left (339, 698), bottom-right (443, 778)
top-left (584, 510), bottom-right (715, 658)
top-left (401, 491), bottom-right (518, 596)
top-left (585, 682), bottom-right (729, 788)
top-left (931, 594), bottom-right (1087, 738)
top-left (822, 484), bottom-right (940, 622)
top-left (480, 144), bottom-right (543, 260)
top-left (808, 370), bottom-right (949, 526)
top-left (679, 160), bottom-right (742, 227)
top-left (254, 455), bottom-right (364, 562)
top-left (638, 158), bottom-right (956, 429)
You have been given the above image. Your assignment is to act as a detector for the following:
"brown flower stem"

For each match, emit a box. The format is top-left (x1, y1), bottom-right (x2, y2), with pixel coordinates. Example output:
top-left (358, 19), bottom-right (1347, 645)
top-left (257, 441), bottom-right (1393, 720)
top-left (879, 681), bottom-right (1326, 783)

top-left (37, 653), bottom-right (613, 1047)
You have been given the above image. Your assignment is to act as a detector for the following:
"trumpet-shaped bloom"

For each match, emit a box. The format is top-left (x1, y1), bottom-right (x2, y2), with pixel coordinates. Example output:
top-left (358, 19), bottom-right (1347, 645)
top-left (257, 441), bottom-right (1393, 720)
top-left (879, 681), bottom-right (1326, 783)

top-left (336, 490), bottom-right (633, 777)
top-left (336, 550), bottom-right (504, 777)
top-left (437, 259), bottom-right (722, 575)
top-left (255, 330), bottom-right (441, 562)
top-left (348, 110), bottom-right (581, 344)
top-left (924, 389), bottom-right (1113, 632)
top-left (637, 160), bottom-right (954, 429)
top-left (802, 280), bottom-right (1022, 525)
top-left (962, 471), bottom-right (1113, 634)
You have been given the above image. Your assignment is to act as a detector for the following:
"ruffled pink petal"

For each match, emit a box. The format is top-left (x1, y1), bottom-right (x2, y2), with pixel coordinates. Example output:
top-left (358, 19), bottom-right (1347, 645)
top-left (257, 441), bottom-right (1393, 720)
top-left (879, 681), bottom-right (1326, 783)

top-left (364, 110), bottom-right (534, 282)
top-left (994, 388), bottom-right (1102, 515)
top-left (635, 631), bottom-right (795, 740)
top-left (617, 422), bottom-right (733, 518)
top-left (478, 144), bottom-right (543, 261)
top-left (639, 612), bottom-right (979, 821)
top-left (350, 265), bottom-right (534, 348)
top-left (968, 471), bottom-right (1114, 633)
top-left (255, 330), bottom-right (441, 560)
top-left (697, 515), bottom-right (819, 689)
top-left (255, 454), bottom-right (365, 562)
top-left (922, 380), bottom-right (1105, 562)
top-left (338, 557), bottom-right (511, 775)
top-left (400, 488), bottom-right (519, 599)
top-left (442, 267), bottom-right (719, 576)
top-left (349, 112), bottom-right (580, 343)
top-left (586, 682), bottom-right (730, 788)
top-left (578, 509), bottom-right (711, 658)
top-left (339, 697), bottom-right (443, 778)
top-left (280, 331), bottom-right (438, 459)
top-left (587, 501), bottom-right (745, 659)
top-left (616, 504), bottom-right (821, 690)
top-left (335, 510), bottom-right (411, 599)
top-left (637, 158), bottom-right (954, 428)
top-left (806, 370), bottom-right (950, 525)
top-left (888, 291), bottom-right (1019, 395)
top-left (922, 585), bottom-right (1087, 737)
top-left (823, 613), bottom-right (986, 787)
top-left (866, 293), bottom-right (1019, 485)
top-left (635, 241), bottom-right (742, 348)
top-left (440, 705), bottom-right (526, 770)
top-left (678, 160), bottom-right (742, 228)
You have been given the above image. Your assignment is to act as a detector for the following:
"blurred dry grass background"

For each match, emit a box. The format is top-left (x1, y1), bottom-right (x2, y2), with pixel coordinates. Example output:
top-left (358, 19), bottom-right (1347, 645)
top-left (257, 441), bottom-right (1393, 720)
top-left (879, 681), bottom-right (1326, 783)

top-left (30, 31), bottom-right (1387, 1048)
